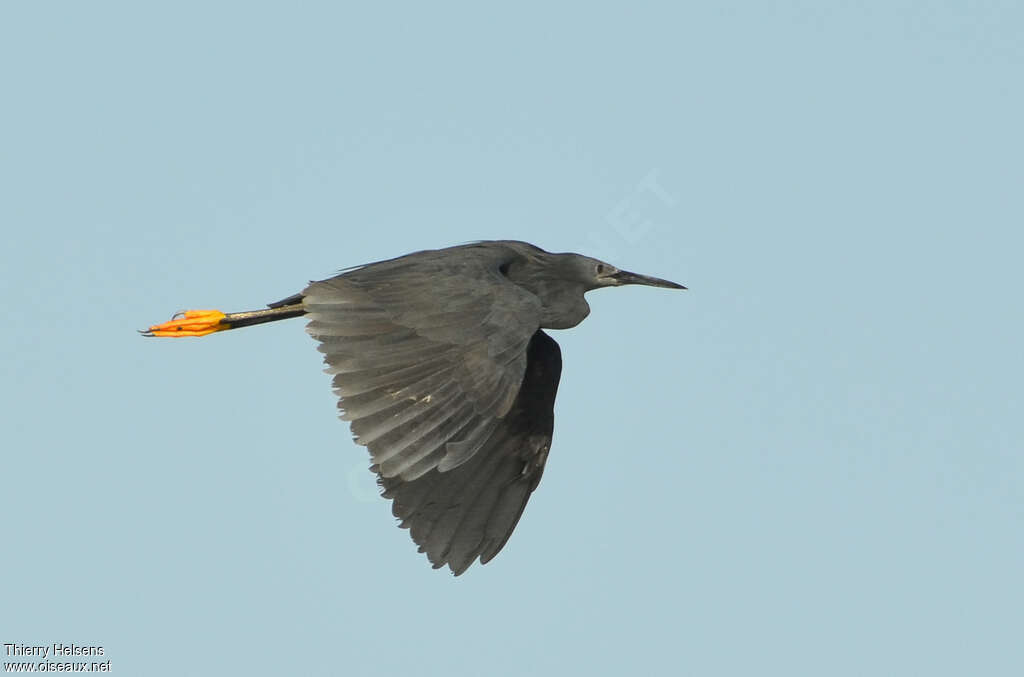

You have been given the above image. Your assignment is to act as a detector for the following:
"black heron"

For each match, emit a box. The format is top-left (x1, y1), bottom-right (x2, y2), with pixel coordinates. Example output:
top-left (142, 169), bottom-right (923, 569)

top-left (144, 240), bottom-right (685, 575)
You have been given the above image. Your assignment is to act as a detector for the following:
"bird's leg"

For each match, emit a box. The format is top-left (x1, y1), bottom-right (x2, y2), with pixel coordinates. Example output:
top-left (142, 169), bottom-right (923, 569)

top-left (141, 303), bottom-right (306, 337)
top-left (141, 309), bottom-right (230, 337)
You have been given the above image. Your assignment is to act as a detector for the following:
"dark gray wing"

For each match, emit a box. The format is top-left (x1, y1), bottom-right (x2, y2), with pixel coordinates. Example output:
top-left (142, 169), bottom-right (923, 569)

top-left (302, 245), bottom-right (542, 482)
top-left (380, 330), bottom-right (561, 575)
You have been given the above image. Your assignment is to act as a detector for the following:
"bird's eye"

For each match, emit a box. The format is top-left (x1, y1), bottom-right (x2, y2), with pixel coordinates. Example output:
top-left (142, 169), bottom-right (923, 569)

top-left (596, 263), bottom-right (608, 275)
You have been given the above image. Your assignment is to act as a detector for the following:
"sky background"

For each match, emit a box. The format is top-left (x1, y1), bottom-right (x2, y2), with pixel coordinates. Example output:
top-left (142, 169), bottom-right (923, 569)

top-left (2, 2), bottom-right (1022, 675)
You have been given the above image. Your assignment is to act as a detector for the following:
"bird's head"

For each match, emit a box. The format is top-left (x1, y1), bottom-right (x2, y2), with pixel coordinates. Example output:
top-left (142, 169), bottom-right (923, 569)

top-left (574, 255), bottom-right (686, 292)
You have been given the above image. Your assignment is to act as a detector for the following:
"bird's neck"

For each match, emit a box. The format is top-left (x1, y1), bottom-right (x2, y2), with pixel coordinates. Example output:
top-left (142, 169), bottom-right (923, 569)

top-left (539, 291), bottom-right (590, 329)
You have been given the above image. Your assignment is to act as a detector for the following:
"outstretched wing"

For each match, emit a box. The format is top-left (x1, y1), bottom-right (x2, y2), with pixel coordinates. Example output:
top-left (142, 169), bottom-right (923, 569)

top-left (379, 330), bottom-right (562, 574)
top-left (301, 245), bottom-right (542, 481)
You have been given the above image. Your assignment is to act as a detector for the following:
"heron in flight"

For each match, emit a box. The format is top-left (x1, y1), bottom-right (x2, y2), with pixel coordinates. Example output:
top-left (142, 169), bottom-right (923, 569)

top-left (144, 240), bottom-right (685, 575)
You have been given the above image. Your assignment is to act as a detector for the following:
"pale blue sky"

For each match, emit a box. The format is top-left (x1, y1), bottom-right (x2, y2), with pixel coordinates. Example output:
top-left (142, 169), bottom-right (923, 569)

top-left (2, 2), bottom-right (1022, 675)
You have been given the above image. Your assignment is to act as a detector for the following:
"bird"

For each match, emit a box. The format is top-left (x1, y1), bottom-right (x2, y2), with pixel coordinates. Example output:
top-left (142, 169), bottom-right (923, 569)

top-left (143, 240), bottom-right (685, 575)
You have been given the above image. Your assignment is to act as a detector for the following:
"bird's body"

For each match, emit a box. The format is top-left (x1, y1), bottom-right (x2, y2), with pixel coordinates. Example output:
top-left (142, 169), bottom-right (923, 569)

top-left (145, 240), bottom-right (684, 574)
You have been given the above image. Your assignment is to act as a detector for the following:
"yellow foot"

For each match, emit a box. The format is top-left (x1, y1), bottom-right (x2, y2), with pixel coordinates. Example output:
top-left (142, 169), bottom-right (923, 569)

top-left (141, 310), bottom-right (229, 337)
